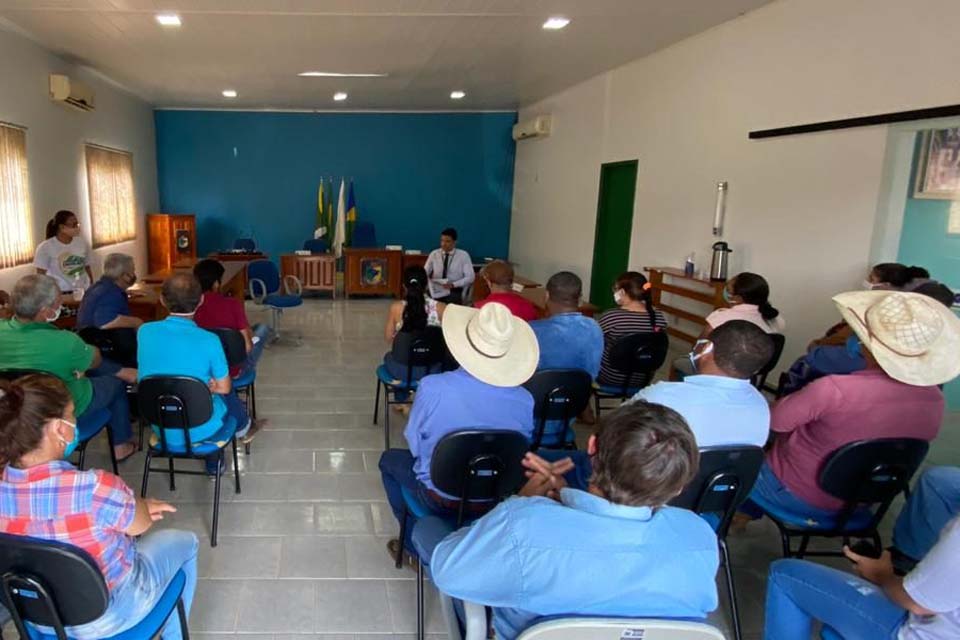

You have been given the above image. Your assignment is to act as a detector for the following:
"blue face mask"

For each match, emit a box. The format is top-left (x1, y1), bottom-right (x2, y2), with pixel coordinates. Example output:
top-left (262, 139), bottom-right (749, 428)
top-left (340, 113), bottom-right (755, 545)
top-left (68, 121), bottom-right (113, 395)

top-left (60, 419), bottom-right (79, 458)
top-left (722, 289), bottom-right (733, 304)
top-left (845, 335), bottom-right (863, 359)
top-left (687, 339), bottom-right (713, 373)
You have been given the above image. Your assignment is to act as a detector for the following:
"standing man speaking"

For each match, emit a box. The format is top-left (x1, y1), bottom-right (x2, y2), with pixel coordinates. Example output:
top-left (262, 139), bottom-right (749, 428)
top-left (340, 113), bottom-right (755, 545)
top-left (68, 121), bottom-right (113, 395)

top-left (425, 227), bottom-right (474, 305)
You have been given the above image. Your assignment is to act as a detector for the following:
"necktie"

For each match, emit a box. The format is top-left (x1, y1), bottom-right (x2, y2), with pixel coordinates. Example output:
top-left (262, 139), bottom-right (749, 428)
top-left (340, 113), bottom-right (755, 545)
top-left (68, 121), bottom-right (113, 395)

top-left (442, 252), bottom-right (450, 279)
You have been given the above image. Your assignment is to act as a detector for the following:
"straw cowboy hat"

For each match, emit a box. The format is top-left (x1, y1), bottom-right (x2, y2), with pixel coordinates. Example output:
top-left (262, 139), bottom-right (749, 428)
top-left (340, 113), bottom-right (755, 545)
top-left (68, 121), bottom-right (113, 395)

top-left (442, 302), bottom-right (539, 387)
top-left (834, 290), bottom-right (960, 386)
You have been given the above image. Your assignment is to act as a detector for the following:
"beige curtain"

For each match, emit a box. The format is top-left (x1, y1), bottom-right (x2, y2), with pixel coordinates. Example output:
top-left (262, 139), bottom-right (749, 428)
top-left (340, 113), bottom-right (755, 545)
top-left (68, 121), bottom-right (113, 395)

top-left (0, 123), bottom-right (34, 270)
top-left (85, 145), bottom-right (136, 247)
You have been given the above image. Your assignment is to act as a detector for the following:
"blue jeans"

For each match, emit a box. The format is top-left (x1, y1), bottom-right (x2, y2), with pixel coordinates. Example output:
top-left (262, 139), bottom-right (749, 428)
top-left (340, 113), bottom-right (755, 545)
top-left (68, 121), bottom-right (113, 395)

top-left (234, 324), bottom-right (270, 380)
top-left (378, 449), bottom-right (457, 554)
top-left (41, 529), bottom-right (199, 640)
top-left (204, 390), bottom-right (250, 474)
top-left (83, 374), bottom-right (133, 445)
top-left (893, 466), bottom-right (960, 561)
top-left (740, 462), bottom-right (841, 524)
top-left (763, 559), bottom-right (906, 640)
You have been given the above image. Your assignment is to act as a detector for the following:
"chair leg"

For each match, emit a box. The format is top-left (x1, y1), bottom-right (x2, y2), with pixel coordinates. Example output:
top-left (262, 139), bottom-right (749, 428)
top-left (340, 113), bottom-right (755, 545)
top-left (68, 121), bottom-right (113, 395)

top-left (720, 540), bottom-right (742, 640)
top-left (140, 450), bottom-right (152, 498)
top-left (383, 387), bottom-right (392, 451)
top-left (373, 379), bottom-right (381, 425)
top-left (77, 441), bottom-right (88, 471)
top-left (396, 507), bottom-right (408, 569)
top-left (104, 419), bottom-right (119, 476)
top-left (250, 381), bottom-right (257, 420)
top-left (416, 559), bottom-right (426, 640)
top-left (211, 451), bottom-right (223, 547)
top-left (177, 598), bottom-right (190, 639)
top-left (779, 529), bottom-right (792, 558)
top-left (168, 456), bottom-right (177, 491)
top-left (796, 534), bottom-right (810, 560)
top-left (232, 438), bottom-right (241, 494)
top-left (594, 393), bottom-right (601, 418)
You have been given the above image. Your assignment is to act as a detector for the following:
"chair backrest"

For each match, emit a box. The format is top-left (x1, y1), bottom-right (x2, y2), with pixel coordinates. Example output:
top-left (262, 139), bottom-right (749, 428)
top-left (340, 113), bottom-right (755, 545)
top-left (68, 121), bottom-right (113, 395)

top-left (0, 532), bottom-right (109, 633)
top-left (607, 331), bottom-right (670, 396)
top-left (303, 238), bottom-right (329, 254)
top-left (233, 238), bottom-right (256, 252)
top-left (819, 438), bottom-right (928, 528)
top-left (670, 446), bottom-right (765, 537)
top-left (522, 369), bottom-right (594, 450)
top-left (751, 333), bottom-right (786, 390)
top-left (352, 221), bottom-right (377, 248)
top-left (430, 430), bottom-right (529, 524)
top-left (390, 328), bottom-right (445, 384)
top-left (137, 376), bottom-right (215, 455)
top-left (247, 259), bottom-right (280, 298)
top-left (209, 327), bottom-right (247, 369)
top-left (518, 618), bottom-right (726, 640)
top-left (78, 327), bottom-right (139, 369)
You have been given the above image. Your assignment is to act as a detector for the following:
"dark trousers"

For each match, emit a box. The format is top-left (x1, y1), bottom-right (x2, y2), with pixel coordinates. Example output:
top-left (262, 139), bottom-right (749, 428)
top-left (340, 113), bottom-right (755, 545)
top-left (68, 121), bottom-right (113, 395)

top-left (83, 375), bottom-right (133, 445)
top-left (378, 449), bottom-right (457, 554)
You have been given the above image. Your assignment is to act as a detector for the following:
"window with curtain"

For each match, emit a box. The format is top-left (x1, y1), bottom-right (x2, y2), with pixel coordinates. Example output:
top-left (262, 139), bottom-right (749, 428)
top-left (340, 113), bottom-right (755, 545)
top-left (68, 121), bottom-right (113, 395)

top-left (85, 144), bottom-right (136, 247)
top-left (0, 123), bottom-right (34, 269)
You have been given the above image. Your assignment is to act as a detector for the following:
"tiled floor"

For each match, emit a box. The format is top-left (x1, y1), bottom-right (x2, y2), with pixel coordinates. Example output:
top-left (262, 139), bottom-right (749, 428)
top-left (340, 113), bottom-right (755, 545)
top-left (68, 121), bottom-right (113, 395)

top-left (5, 297), bottom-right (959, 639)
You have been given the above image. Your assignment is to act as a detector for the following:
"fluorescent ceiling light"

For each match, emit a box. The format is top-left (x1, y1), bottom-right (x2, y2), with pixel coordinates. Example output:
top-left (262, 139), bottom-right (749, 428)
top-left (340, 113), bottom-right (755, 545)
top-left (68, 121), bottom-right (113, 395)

top-left (450, 91), bottom-right (466, 100)
top-left (222, 89), bottom-right (237, 98)
top-left (156, 13), bottom-right (181, 27)
top-left (299, 71), bottom-right (388, 78)
top-left (333, 92), bottom-right (348, 101)
top-left (542, 16), bottom-right (570, 30)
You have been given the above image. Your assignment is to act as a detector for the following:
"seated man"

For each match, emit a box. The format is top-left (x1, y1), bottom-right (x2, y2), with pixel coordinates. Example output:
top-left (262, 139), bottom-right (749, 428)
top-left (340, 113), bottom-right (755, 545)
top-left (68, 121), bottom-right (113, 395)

top-left (137, 273), bottom-right (260, 475)
top-left (474, 260), bottom-right (538, 321)
top-left (378, 302), bottom-right (537, 558)
top-left (529, 271), bottom-right (603, 377)
top-left (424, 227), bottom-right (474, 305)
top-left (0, 274), bottom-right (136, 461)
top-left (77, 253), bottom-right (142, 331)
top-left (421, 402), bottom-right (719, 640)
top-left (739, 291), bottom-right (956, 525)
top-left (192, 258), bottom-right (271, 378)
top-left (0, 289), bottom-right (11, 320)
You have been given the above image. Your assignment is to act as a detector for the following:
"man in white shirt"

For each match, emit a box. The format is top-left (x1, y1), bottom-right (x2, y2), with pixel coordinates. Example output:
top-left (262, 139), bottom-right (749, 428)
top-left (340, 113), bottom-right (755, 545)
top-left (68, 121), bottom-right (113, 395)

top-left (424, 227), bottom-right (474, 304)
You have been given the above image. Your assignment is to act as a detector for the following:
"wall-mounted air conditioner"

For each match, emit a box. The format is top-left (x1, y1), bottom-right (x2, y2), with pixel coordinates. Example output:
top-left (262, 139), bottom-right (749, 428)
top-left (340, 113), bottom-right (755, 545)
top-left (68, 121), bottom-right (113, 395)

top-left (512, 115), bottom-right (552, 141)
top-left (49, 74), bottom-right (96, 112)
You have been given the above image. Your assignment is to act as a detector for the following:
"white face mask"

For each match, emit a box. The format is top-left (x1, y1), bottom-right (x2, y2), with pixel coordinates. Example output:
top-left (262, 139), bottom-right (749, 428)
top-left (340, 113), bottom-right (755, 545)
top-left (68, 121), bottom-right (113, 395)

top-left (46, 306), bottom-right (62, 323)
top-left (862, 279), bottom-right (876, 291)
top-left (613, 289), bottom-right (625, 305)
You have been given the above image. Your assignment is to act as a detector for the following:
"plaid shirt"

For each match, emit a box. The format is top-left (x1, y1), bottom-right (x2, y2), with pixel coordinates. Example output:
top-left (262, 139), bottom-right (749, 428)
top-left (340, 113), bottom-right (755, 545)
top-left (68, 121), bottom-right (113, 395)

top-left (0, 460), bottom-right (137, 590)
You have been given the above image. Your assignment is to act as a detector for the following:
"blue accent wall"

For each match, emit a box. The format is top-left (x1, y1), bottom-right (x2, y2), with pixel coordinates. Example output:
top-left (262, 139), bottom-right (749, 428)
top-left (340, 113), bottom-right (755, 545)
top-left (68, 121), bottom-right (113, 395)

top-left (154, 110), bottom-right (517, 261)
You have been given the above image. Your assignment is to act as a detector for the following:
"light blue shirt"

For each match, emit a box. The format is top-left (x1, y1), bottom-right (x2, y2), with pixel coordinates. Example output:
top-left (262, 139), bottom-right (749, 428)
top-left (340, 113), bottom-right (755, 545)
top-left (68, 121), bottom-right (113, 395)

top-left (404, 368), bottom-right (534, 492)
top-left (530, 313), bottom-right (603, 378)
top-left (630, 375), bottom-right (770, 448)
top-left (137, 316), bottom-right (228, 446)
top-left (431, 488), bottom-right (720, 640)
top-left (424, 247), bottom-right (475, 294)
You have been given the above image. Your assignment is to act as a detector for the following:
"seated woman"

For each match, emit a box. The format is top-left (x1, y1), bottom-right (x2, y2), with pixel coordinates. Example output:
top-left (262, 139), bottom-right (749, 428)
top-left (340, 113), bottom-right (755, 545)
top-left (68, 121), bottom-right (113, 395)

top-left (383, 266), bottom-right (447, 401)
top-left (0, 374), bottom-right (198, 639)
top-left (597, 271), bottom-right (666, 388)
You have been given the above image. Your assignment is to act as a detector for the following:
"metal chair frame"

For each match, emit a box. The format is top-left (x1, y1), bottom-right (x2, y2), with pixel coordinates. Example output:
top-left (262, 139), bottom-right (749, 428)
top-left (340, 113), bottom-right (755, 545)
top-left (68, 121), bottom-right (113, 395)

top-left (374, 329), bottom-right (444, 449)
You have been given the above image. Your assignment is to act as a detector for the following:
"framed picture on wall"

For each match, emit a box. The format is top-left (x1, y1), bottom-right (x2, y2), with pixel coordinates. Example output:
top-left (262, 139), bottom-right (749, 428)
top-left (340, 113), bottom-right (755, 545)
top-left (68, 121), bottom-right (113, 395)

top-left (915, 128), bottom-right (960, 200)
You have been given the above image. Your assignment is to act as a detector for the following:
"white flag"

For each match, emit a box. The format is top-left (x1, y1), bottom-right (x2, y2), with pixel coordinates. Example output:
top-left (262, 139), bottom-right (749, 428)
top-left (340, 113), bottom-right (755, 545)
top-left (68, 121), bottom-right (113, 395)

top-left (333, 178), bottom-right (347, 258)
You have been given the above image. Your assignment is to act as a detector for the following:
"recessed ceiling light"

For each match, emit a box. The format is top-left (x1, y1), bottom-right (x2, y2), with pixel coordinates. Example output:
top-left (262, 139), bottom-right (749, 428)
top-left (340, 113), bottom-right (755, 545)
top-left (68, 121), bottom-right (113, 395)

top-left (156, 13), bottom-right (181, 27)
top-left (333, 92), bottom-right (348, 101)
top-left (299, 71), bottom-right (388, 78)
top-left (222, 89), bottom-right (237, 98)
top-left (450, 91), bottom-right (466, 100)
top-left (542, 16), bottom-right (570, 30)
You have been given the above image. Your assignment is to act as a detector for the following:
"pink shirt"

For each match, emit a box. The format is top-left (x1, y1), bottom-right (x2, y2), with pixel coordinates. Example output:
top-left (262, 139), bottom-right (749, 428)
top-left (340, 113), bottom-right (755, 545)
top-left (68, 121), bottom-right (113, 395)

top-left (768, 369), bottom-right (943, 511)
top-left (706, 304), bottom-right (785, 334)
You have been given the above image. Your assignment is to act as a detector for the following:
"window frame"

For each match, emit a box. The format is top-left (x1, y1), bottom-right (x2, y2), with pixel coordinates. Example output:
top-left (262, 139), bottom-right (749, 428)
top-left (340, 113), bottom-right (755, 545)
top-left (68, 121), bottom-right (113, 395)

top-left (84, 142), bottom-right (137, 248)
top-left (0, 121), bottom-right (35, 270)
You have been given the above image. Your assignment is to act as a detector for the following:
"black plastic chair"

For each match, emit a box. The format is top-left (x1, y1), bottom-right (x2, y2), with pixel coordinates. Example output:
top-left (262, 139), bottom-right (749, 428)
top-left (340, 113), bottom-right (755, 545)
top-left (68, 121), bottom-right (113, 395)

top-left (77, 327), bottom-right (139, 370)
top-left (522, 369), bottom-right (593, 450)
top-left (670, 446), bottom-right (764, 640)
top-left (751, 333), bottom-right (785, 393)
top-left (0, 532), bottom-right (190, 640)
top-left (138, 376), bottom-right (241, 547)
top-left (209, 328), bottom-right (257, 454)
top-left (397, 429), bottom-right (529, 640)
top-left (753, 438), bottom-right (929, 559)
top-left (594, 331), bottom-right (669, 415)
top-left (374, 328), bottom-right (445, 450)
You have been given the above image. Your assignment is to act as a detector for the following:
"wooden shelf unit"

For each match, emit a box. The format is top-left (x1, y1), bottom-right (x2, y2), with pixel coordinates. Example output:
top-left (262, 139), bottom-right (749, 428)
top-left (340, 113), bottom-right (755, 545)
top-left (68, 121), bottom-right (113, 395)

top-left (645, 266), bottom-right (728, 344)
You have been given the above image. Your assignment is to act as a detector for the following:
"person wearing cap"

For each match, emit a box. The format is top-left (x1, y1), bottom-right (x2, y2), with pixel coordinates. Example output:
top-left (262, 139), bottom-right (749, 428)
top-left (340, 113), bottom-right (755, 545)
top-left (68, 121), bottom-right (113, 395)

top-left (737, 291), bottom-right (957, 526)
top-left (475, 260), bottom-right (539, 321)
top-left (424, 227), bottom-right (475, 305)
top-left (377, 302), bottom-right (537, 560)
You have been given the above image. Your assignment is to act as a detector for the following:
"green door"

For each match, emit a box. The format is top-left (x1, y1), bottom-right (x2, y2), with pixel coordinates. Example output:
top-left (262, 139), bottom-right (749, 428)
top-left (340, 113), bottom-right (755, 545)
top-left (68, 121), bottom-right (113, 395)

top-left (589, 160), bottom-right (638, 310)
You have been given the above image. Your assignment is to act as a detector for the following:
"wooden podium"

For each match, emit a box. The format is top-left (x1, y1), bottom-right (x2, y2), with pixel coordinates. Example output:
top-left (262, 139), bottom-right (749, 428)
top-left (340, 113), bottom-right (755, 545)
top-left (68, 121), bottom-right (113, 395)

top-left (344, 248), bottom-right (403, 297)
top-left (281, 253), bottom-right (336, 296)
top-left (147, 213), bottom-right (196, 273)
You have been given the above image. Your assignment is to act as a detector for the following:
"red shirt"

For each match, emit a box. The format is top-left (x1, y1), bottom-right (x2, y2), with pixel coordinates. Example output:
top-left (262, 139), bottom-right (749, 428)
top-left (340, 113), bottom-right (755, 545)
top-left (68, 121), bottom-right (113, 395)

top-left (475, 291), bottom-right (540, 322)
top-left (194, 291), bottom-right (250, 376)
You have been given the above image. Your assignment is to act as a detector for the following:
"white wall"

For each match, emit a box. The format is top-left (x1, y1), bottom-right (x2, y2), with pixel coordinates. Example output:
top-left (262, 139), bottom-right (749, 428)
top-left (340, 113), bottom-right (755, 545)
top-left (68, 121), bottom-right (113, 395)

top-left (0, 26), bottom-right (158, 293)
top-left (510, 0), bottom-right (960, 367)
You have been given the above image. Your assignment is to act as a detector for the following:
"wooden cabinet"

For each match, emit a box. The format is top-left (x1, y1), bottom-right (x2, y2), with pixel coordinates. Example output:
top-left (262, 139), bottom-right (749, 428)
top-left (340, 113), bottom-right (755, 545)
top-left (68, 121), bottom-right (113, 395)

top-left (147, 213), bottom-right (196, 274)
top-left (344, 248), bottom-right (403, 297)
top-left (281, 253), bottom-right (336, 296)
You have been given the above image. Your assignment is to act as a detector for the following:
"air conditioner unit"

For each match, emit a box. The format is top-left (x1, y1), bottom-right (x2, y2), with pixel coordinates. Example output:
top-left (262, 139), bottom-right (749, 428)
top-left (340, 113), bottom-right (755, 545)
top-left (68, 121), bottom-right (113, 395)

top-left (512, 115), bottom-right (552, 141)
top-left (49, 74), bottom-right (95, 112)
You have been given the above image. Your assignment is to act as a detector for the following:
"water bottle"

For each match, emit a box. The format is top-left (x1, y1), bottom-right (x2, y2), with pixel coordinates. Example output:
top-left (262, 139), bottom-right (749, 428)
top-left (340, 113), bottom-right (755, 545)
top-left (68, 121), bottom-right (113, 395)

top-left (72, 273), bottom-right (85, 301)
top-left (684, 253), bottom-right (696, 277)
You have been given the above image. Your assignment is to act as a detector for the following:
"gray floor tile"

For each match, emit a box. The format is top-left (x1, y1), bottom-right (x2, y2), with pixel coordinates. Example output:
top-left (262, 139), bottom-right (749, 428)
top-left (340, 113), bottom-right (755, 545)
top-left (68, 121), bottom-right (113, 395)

top-left (236, 580), bottom-right (316, 633)
top-left (233, 473), bottom-right (339, 502)
top-left (339, 473), bottom-right (389, 501)
top-left (385, 579), bottom-right (446, 633)
top-left (189, 579), bottom-right (244, 632)
top-left (217, 503), bottom-right (317, 536)
top-left (198, 536), bottom-right (282, 578)
top-left (345, 535), bottom-right (411, 580)
top-left (315, 503), bottom-right (375, 533)
top-left (280, 536), bottom-right (348, 578)
top-left (316, 450), bottom-right (366, 473)
top-left (233, 449), bottom-right (316, 473)
top-left (315, 580), bottom-right (394, 633)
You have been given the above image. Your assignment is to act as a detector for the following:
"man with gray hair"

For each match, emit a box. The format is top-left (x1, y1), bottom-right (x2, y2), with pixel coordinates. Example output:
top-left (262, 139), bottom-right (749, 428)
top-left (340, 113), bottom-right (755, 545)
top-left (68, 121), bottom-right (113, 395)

top-left (77, 253), bottom-right (142, 331)
top-left (0, 273), bottom-right (137, 461)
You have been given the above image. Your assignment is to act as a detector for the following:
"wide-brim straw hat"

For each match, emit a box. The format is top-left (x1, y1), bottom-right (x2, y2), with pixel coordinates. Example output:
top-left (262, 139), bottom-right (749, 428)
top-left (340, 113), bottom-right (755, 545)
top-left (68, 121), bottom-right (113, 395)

top-left (833, 290), bottom-right (960, 386)
top-left (442, 302), bottom-right (539, 387)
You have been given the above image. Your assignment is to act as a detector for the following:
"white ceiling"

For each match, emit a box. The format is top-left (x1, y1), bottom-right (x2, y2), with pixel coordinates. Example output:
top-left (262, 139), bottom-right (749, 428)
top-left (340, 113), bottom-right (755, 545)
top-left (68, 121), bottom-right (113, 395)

top-left (0, 0), bottom-right (774, 111)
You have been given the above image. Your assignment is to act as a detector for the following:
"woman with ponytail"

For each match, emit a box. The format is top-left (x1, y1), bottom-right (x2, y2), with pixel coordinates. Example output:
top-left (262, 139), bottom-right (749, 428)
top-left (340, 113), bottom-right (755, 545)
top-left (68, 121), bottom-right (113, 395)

top-left (34, 209), bottom-right (93, 292)
top-left (598, 271), bottom-right (667, 387)
top-left (0, 374), bottom-right (197, 639)
top-left (706, 272), bottom-right (785, 334)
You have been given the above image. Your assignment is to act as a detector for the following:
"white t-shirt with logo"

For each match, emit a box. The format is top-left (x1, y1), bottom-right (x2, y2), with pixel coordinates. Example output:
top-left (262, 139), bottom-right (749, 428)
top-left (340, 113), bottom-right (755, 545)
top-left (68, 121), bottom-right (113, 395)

top-left (33, 236), bottom-right (91, 291)
top-left (900, 515), bottom-right (960, 640)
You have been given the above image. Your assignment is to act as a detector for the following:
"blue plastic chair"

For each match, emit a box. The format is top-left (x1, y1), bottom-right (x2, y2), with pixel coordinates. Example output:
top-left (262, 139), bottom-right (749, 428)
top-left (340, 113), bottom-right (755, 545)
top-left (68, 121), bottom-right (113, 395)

top-left (594, 331), bottom-right (668, 415)
top-left (303, 238), bottom-right (329, 253)
top-left (209, 328), bottom-right (258, 455)
top-left (247, 260), bottom-right (303, 340)
top-left (351, 221), bottom-right (377, 248)
top-left (0, 533), bottom-right (190, 640)
top-left (374, 329), bottom-right (444, 449)
top-left (233, 238), bottom-right (256, 252)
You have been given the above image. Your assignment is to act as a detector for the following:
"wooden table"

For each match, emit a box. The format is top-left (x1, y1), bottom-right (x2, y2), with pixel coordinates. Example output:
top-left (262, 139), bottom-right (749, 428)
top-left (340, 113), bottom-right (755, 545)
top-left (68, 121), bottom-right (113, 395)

top-left (401, 253), bottom-right (428, 273)
top-left (344, 248), bottom-right (403, 298)
top-left (281, 253), bottom-right (336, 297)
top-left (645, 266), bottom-right (727, 343)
